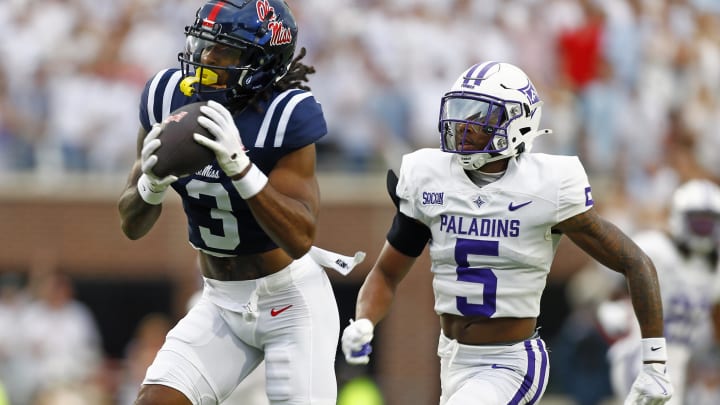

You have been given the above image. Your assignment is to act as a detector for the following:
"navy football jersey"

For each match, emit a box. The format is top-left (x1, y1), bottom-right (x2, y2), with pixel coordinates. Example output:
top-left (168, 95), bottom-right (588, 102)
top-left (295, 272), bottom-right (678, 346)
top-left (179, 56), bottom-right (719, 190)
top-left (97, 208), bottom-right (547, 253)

top-left (139, 68), bottom-right (327, 256)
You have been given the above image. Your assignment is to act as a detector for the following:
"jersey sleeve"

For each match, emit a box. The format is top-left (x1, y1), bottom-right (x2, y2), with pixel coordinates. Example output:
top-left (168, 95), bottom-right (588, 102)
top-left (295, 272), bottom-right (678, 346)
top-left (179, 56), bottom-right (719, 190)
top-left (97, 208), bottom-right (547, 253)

top-left (556, 156), bottom-right (594, 223)
top-left (267, 90), bottom-right (327, 150)
top-left (288, 92), bottom-right (327, 147)
top-left (396, 154), bottom-right (413, 214)
top-left (396, 152), bottom-right (426, 224)
top-left (138, 68), bottom-right (190, 131)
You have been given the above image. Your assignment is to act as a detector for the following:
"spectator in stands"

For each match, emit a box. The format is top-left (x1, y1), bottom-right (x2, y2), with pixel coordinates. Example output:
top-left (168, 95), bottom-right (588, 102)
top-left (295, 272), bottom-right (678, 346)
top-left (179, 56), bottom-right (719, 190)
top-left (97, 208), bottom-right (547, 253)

top-left (20, 270), bottom-right (103, 401)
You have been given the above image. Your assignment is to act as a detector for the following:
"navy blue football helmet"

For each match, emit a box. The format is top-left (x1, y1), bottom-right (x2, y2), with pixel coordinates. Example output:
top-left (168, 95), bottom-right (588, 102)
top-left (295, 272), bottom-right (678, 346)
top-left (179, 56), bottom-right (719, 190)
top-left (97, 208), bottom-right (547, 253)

top-left (178, 0), bottom-right (298, 104)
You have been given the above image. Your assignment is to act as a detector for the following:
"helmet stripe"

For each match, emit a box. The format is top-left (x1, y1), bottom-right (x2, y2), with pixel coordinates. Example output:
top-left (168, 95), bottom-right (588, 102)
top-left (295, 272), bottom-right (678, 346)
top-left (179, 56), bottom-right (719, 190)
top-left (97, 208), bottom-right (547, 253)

top-left (463, 61), bottom-right (499, 86)
top-left (203, 1), bottom-right (225, 28)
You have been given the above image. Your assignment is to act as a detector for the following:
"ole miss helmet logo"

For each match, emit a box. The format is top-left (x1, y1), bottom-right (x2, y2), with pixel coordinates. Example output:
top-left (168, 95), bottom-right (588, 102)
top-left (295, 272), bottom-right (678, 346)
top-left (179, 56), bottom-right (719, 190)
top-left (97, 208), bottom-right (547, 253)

top-left (201, 0), bottom-right (293, 47)
top-left (256, 0), bottom-right (293, 46)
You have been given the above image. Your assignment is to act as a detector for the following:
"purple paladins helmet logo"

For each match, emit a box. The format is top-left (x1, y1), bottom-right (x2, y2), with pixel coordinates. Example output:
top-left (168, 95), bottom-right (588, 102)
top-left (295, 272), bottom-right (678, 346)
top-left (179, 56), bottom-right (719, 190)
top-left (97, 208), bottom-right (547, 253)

top-left (519, 81), bottom-right (540, 105)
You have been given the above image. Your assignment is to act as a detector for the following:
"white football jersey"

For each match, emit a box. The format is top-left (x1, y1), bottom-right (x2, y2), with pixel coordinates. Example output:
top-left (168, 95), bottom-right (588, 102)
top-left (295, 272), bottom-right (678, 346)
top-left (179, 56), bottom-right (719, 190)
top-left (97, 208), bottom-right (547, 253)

top-left (600, 230), bottom-right (719, 403)
top-left (634, 230), bottom-right (718, 349)
top-left (396, 149), bottom-right (594, 318)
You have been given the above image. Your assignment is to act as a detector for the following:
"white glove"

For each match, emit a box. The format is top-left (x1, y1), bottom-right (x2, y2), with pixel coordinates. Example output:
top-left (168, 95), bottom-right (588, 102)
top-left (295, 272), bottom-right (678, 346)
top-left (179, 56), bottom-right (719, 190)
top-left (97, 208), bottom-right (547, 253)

top-left (341, 318), bottom-right (374, 365)
top-left (624, 363), bottom-right (673, 405)
top-left (194, 100), bottom-right (250, 178)
top-left (137, 125), bottom-right (178, 205)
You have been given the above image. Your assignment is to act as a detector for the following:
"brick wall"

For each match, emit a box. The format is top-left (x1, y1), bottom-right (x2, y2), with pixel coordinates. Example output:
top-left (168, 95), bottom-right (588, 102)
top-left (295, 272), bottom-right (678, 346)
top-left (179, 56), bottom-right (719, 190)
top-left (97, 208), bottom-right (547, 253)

top-left (0, 174), bottom-right (442, 404)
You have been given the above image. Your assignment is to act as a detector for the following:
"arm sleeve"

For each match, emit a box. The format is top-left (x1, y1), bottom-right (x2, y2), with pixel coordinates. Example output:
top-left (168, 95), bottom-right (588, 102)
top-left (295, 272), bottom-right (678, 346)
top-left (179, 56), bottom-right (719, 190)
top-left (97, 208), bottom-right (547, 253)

top-left (384, 169), bottom-right (429, 256)
top-left (386, 211), bottom-right (430, 257)
top-left (557, 156), bottom-right (594, 223)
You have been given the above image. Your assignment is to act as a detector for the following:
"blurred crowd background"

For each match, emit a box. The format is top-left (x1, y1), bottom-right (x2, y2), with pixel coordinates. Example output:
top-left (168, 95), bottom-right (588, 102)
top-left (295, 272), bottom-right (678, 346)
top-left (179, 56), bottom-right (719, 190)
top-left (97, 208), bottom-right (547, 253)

top-left (1, 0), bottom-right (720, 404)
top-left (2, 0), bottom-right (719, 195)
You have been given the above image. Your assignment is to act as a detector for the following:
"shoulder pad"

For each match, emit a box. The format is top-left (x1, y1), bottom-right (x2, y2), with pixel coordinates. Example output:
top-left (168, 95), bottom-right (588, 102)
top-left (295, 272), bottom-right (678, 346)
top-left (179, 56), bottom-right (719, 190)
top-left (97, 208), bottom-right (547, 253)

top-left (386, 169), bottom-right (400, 209)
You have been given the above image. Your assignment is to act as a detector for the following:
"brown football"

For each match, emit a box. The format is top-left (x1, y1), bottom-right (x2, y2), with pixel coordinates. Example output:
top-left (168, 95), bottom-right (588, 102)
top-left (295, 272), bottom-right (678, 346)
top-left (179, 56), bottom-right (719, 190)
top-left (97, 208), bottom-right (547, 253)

top-left (152, 101), bottom-right (216, 178)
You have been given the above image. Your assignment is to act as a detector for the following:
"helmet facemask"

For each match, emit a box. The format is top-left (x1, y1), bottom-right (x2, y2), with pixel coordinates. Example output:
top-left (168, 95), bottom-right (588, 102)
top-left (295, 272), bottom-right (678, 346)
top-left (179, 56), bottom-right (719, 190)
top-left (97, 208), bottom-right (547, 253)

top-left (179, 34), bottom-right (269, 102)
top-left (669, 180), bottom-right (720, 255)
top-left (440, 93), bottom-right (525, 169)
top-left (676, 211), bottom-right (720, 254)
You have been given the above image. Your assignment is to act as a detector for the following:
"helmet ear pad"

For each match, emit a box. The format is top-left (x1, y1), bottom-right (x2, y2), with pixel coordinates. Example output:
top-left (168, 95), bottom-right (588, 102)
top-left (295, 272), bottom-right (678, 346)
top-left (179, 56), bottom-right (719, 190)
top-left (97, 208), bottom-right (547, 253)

top-left (503, 103), bottom-right (540, 153)
top-left (238, 70), bottom-right (269, 92)
top-left (237, 60), bottom-right (289, 92)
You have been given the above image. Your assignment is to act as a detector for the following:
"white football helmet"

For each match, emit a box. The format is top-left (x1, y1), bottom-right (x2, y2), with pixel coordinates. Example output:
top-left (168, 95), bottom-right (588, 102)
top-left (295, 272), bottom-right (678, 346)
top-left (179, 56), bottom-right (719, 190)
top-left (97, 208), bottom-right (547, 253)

top-left (439, 61), bottom-right (551, 170)
top-left (668, 179), bottom-right (720, 254)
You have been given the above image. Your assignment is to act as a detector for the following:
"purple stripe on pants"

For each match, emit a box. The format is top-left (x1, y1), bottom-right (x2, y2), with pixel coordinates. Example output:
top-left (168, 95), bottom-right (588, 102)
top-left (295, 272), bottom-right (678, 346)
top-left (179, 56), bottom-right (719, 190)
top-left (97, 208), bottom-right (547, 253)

top-left (508, 339), bottom-right (548, 405)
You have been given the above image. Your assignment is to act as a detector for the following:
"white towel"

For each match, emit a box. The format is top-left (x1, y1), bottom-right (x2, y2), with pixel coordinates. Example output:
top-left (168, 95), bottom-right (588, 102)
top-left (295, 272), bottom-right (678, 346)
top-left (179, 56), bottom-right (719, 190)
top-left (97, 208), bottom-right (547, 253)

top-left (309, 246), bottom-right (366, 276)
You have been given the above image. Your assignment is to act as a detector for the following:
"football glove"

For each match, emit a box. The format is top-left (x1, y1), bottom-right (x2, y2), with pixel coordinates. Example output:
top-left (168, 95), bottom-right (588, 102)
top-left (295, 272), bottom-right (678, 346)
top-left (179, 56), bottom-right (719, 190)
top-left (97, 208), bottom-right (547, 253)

top-left (341, 318), bottom-right (374, 365)
top-left (138, 125), bottom-right (178, 205)
top-left (624, 363), bottom-right (673, 405)
top-left (194, 100), bottom-right (250, 178)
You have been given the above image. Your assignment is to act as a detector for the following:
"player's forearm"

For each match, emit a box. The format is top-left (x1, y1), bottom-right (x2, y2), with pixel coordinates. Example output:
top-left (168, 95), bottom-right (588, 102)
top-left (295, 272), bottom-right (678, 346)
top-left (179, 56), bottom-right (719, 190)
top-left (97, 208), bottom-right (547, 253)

top-left (625, 254), bottom-right (665, 338)
top-left (247, 187), bottom-right (317, 258)
top-left (118, 167), bottom-right (163, 239)
top-left (118, 190), bottom-right (163, 239)
top-left (712, 303), bottom-right (720, 343)
top-left (356, 242), bottom-right (416, 325)
top-left (355, 267), bottom-right (398, 326)
top-left (563, 211), bottom-right (665, 337)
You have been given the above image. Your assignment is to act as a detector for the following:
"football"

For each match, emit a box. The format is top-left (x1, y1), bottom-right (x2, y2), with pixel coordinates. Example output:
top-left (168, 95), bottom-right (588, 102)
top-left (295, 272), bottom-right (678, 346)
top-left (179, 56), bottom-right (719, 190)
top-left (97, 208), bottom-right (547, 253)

top-left (151, 101), bottom-right (216, 178)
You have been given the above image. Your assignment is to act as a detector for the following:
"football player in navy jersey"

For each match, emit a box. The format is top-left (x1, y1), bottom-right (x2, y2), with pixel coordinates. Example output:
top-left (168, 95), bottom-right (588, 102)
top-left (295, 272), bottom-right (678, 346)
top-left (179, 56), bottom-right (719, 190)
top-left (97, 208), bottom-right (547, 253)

top-left (341, 61), bottom-right (673, 405)
top-left (118, 1), bottom-right (363, 404)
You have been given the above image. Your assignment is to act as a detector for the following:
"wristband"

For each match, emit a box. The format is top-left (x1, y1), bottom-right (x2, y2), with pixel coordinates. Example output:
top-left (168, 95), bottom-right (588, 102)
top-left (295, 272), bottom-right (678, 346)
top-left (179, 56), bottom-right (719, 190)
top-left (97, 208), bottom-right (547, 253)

top-left (232, 164), bottom-right (268, 199)
top-left (641, 337), bottom-right (667, 362)
top-left (137, 173), bottom-right (167, 205)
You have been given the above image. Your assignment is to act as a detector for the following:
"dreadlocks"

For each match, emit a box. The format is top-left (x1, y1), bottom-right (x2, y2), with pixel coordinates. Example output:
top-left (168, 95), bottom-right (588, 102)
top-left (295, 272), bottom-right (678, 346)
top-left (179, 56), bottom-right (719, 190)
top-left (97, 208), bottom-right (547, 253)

top-left (275, 47), bottom-right (315, 92)
top-left (245, 47), bottom-right (315, 112)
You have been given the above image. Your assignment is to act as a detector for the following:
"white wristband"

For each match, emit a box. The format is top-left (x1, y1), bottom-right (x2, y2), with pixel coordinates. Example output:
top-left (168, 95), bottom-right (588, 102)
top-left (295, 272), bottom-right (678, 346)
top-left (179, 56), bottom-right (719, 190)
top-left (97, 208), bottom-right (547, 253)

top-left (641, 337), bottom-right (667, 362)
top-left (137, 173), bottom-right (167, 205)
top-left (232, 164), bottom-right (268, 199)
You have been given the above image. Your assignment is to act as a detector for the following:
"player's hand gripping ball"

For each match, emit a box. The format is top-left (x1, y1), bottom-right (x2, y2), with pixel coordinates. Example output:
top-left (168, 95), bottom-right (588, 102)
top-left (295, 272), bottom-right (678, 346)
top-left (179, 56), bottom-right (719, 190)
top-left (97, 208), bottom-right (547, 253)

top-left (151, 102), bottom-right (216, 178)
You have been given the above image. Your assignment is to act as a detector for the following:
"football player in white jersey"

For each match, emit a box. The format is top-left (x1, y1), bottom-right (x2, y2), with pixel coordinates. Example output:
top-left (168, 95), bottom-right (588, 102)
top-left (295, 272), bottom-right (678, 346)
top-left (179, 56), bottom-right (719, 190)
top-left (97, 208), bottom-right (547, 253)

top-left (597, 179), bottom-right (720, 404)
top-left (341, 61), bottom-right (673, 405)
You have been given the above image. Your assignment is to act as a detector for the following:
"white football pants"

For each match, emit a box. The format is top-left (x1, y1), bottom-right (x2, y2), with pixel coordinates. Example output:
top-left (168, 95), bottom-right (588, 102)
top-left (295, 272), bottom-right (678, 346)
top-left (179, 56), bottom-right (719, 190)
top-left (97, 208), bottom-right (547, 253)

top-left (143, 254), bottom-right (340, 405)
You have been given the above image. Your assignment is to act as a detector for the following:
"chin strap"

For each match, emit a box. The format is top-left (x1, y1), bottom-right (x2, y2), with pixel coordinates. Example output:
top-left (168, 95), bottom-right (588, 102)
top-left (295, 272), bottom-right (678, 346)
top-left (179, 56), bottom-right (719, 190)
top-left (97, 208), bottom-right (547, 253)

top-left (459, 154), bottom-right (488, 170)
top-left (459, 128), bottom-right (554, 170)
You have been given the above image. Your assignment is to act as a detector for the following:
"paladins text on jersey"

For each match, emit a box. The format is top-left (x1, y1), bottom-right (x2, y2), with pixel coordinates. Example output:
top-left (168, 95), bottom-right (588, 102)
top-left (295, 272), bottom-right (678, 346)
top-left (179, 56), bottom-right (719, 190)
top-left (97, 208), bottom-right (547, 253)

top-left (439, 214), bottom-right (520, 238)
